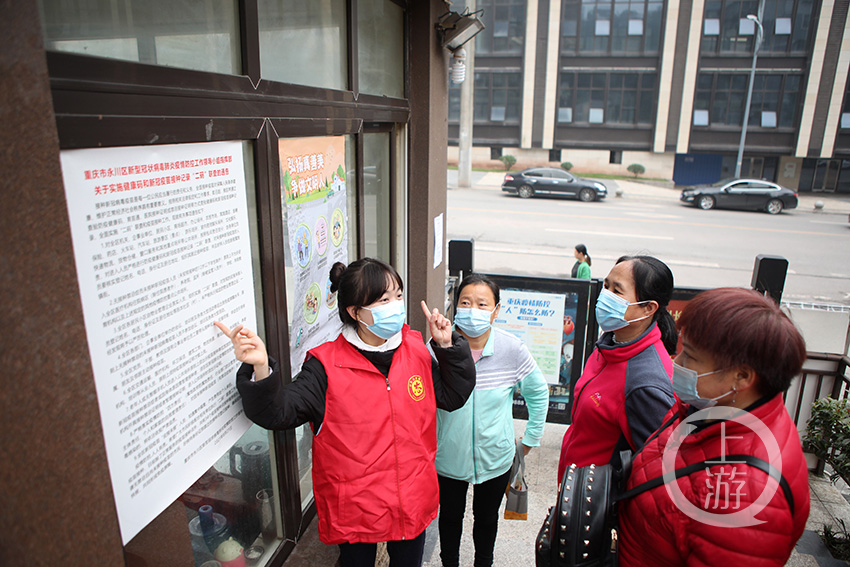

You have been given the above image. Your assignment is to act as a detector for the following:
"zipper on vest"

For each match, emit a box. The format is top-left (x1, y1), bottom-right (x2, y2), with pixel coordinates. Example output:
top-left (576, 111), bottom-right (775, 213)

top-left (386, 376), bottom-right (406, 534)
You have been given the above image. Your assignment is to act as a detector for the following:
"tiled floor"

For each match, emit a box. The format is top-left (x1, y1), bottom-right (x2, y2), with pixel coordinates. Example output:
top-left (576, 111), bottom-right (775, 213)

top-left (283, 421), bottom-right (850, 566)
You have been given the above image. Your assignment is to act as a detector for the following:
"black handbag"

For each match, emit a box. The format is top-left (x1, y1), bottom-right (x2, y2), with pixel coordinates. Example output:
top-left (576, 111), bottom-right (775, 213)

top-left (535, 414), bottom-right (796, 567)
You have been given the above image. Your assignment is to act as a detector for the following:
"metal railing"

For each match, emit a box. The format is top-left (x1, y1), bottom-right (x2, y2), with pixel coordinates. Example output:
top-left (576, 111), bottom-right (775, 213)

top-left (785, 353), bottom-right (850, 472)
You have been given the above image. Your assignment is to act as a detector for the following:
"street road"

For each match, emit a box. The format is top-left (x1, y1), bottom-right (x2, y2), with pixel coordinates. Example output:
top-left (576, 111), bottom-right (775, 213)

top-left (446, 179), bottom-right (850, 306)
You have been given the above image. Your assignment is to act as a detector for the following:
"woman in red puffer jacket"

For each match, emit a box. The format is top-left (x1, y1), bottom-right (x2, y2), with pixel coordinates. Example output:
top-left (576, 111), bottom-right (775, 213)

top-left (618, 288), bottom-right (810, 567)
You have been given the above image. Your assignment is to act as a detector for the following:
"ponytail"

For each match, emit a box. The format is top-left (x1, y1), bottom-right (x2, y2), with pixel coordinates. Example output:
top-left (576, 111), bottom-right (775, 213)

top-left (655, 308), bottom-right (678, 355)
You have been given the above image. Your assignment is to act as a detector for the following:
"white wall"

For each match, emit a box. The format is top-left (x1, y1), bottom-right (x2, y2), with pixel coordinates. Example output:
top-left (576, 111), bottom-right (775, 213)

top-left (447, 146), bottom-right (676, 179)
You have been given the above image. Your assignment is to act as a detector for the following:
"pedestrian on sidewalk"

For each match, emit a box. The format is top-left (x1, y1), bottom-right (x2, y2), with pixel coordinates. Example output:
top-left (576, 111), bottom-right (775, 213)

top-left (215, 258), bottom-right (476, 567)
top-left (570, 244), bottom-right (592, 279)
top-left (435, 273), bottom-right (550, 567)
top-left (557, 255), bottom-right (677, 480)
top-left (618, 287), bottom-right (810, 567)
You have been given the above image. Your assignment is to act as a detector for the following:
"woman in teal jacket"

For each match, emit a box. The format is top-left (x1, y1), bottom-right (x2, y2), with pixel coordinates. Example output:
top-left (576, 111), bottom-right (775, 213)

top-left (435, 273), bottom-right (550, 567)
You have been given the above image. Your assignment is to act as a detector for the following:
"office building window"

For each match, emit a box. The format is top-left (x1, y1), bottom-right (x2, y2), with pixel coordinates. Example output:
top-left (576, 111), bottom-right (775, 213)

top-left (473, 71), bottom-right (522, 123)
top-left (701, 0), bottom-right (814, 55)
top-left (561, 0), bottom-right (663, 54)
top-left (558, 71), bottom-right (656, 125)
top-left (841, 78), bottom-right (850, 129)
top-left (476, 0), bottom-right (526, 54)
top-left (558, 74), bottom-right (574, 123)
top-left (693, 72), bottom-right (801, 128)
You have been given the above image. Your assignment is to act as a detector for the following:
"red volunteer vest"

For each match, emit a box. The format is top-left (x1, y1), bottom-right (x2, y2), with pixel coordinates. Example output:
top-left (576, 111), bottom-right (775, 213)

top-left (307, 325), bottom-right (439, 545)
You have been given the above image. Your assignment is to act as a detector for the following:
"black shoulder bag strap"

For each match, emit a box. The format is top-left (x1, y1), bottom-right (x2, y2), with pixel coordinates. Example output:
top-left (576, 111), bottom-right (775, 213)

top-left (616, 454), bottom-right (795, 515)
top-left (615, 412), bottom-right (795, 514)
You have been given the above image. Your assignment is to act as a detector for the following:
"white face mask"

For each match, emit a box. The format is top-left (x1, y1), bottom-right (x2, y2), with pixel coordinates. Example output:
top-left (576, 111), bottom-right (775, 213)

top-left (595, 288), bottom-right (652, 332)
top-left (672, 362), bottom-right (734, 409)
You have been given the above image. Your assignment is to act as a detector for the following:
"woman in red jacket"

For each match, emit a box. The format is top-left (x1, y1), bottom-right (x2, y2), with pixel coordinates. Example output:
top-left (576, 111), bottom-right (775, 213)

top-left (215, 258), bottom-right (475, 567)
top-left (618, 288), bottom-right (810, 567)
top-left (558, 255), bottom-right (678, 480)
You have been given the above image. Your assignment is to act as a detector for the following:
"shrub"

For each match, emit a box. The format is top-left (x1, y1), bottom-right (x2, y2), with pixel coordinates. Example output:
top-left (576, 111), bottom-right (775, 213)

top-left (804, 397), bottom-right (850, 485)
top-left (627, 163), bottom-right (645, 178)
top-left (821, 520), bottom-right (850, 561)
top-left (499, 155), bottom-right (517, 171)
top-left (560, 162), bottom-right (573, 171)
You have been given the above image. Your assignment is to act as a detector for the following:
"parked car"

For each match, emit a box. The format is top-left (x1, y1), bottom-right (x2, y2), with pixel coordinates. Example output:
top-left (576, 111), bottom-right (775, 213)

top-left (680, 178), bottom-right (798, 214)
top-left (501, 167), bottom-right (607, 201)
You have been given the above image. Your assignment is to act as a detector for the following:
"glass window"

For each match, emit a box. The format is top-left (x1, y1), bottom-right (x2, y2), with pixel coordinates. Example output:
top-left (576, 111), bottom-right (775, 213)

top-left (345, 137), bottom-right (359, 261)
top-left (559, 71), bottom-right (655, 125)
top-left (363, 133), bottom-right (392, 262)
top-left (477, 0), bottom-right (527, 54)
top-left (472, 71), bottom-right (523, 123)
top-left (38, 0), bottom-right (240, 74)
top-left (359, 0), bottom-right (405, 98)
top-left (696, 71), bottom-right (801, 127)
top-left (563, 0), bottom-right (661, 54)
top-left (700, 0), bottom-right (814, 55)
top-left (164, 425), bottom-right (283, 567)
top-left (258, 0), bottom-right (348, 90)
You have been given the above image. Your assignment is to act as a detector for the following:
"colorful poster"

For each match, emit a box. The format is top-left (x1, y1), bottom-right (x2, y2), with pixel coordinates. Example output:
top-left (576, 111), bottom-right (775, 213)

top-left (494, 289), bottom-right (568, 384)
top-left (59, 141), bottom-right (257, 544)
top-left (279, 137), bottom-right (348, 373)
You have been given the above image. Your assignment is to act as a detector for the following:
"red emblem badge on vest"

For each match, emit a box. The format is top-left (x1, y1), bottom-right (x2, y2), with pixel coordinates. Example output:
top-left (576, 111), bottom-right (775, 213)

top-left (407, 375), bottom-right (426, 401)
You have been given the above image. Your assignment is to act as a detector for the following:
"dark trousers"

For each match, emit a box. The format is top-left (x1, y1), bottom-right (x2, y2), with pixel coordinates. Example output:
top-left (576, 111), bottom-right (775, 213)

top-left (437, 468), bottom-right (511, 567)
top-left (338, 530), bottom-right (426, 567)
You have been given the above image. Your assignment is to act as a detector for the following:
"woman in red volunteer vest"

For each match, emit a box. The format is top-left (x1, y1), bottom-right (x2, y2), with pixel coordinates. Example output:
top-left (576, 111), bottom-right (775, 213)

top-left (618, 288), bottom-right (810, 566)
top-left (215, 258), bottom-right (475, 567)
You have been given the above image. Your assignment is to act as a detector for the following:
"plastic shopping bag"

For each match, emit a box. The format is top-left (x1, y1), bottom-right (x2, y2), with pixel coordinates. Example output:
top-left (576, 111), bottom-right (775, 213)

top-left (504, 438), bottom-right (528, 520)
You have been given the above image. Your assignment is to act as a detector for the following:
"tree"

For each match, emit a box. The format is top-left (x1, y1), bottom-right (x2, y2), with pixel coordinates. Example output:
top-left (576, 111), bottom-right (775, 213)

top-left (499, 155), bottom-right (517, 171)
top-left (560, 162), bottom-right (573, 171)
top-left (627, 163), bottom-right (645, 178)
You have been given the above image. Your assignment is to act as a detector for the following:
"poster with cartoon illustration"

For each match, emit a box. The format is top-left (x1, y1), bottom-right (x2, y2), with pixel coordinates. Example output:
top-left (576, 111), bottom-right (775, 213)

top-left (279, 137), bottom-right (348, 374)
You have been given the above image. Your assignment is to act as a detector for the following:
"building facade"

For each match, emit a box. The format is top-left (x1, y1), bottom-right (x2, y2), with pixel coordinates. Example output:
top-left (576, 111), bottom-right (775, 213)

top-left (1, 1), bottom-right (455, 566)
top-left (449, 0), bottom-right (850, 192)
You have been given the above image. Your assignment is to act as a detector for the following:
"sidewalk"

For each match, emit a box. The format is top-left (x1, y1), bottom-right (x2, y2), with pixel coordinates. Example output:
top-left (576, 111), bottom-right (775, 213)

top-left (447, 169), bottom-right (850, 216)
top-left (283, 419), bottom-right (850, 566)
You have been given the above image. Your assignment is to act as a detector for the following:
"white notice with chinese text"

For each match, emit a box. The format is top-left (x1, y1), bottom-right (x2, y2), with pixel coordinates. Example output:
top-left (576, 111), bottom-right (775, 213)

top-left (60, 141), bottom-right (256, 545)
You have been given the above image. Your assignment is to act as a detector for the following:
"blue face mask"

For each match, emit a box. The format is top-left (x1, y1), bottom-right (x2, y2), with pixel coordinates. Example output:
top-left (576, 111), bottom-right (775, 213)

top-left (361, 300), bottom-right (406, 340)
top-left (672, 362), bottom-right (733, 409)
top-left (595, 288), bottom-right (651, 333)
top-left (454, 307), bottom-right (496, 338)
